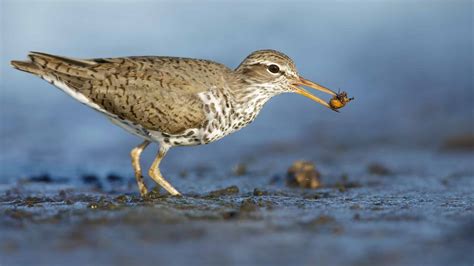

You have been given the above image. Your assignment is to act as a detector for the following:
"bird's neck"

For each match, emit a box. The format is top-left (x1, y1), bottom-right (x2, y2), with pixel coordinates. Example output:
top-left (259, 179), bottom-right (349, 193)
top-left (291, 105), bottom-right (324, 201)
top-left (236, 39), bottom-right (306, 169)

top-left (232, 84), bottom-right (276, 106)
top-left (227, 82), bottom-right (282, 126)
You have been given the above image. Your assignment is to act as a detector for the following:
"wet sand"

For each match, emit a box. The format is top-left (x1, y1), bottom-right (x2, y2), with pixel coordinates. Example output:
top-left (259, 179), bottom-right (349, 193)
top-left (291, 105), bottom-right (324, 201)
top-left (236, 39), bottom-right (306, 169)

top-left (1, 144), bottom-right (473, 266)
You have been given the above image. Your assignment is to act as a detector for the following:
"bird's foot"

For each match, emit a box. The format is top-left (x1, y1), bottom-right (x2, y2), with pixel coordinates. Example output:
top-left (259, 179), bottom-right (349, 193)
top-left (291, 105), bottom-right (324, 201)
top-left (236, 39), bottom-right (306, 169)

top-left (138, 183), bottom-right (148, 197)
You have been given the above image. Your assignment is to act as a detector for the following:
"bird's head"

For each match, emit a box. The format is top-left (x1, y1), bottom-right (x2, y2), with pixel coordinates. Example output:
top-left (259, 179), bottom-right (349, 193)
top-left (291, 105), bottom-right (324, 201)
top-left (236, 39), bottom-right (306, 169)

top-left (235, 49), bottom-right (337, 110)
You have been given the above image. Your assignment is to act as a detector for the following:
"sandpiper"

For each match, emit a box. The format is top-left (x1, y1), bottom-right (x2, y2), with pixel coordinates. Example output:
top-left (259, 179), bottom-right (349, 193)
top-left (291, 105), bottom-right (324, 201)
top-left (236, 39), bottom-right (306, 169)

top-left (11, 50), bottom-right (351, 196)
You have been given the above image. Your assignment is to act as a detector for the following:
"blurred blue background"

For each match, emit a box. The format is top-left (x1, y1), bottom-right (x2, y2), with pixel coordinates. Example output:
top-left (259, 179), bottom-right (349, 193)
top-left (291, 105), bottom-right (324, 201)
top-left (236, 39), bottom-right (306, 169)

top-left (0, 0), bottom-right (472, 181)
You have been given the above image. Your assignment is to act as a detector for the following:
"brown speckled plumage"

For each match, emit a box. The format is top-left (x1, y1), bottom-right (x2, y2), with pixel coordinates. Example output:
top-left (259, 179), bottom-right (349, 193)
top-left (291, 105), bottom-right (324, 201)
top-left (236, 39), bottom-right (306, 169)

top-left (11, 50), bottom-right (340, 196)
top-left (15, 52), bottom-right (234, 135)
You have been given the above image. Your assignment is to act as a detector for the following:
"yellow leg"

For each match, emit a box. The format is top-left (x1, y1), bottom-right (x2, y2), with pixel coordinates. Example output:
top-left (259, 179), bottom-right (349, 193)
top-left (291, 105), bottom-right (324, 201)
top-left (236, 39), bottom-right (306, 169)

top-left (148, 145), bottom-right (181, 196)
top-left (130, 140), bottom-right (150, 196)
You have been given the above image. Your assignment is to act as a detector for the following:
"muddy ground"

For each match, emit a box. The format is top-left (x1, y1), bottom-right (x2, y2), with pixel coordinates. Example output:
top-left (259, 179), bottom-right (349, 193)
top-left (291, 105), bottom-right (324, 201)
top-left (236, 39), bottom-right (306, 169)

top-left (1, 140), bottom-right (473, 266)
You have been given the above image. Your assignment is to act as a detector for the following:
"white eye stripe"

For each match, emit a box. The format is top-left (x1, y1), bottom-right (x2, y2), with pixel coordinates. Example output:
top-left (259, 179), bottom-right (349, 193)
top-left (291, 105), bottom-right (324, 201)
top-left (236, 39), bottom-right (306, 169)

top-left (248, 60), bottom-right (283, 68)
top-left (245, 59), bottom-right (297, 76)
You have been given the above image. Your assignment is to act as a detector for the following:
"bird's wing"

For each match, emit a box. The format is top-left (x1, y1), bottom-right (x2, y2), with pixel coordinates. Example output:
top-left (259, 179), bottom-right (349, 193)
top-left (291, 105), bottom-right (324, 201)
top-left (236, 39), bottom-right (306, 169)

top-left (12, 52), bottom-right (231, 134)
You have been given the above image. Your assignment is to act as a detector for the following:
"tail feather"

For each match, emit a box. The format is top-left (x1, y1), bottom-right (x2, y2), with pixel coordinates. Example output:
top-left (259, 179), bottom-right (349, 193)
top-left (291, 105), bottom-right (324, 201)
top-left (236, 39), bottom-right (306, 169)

top-left (10, 60), bottom-right (45, 76)
top-left (28, 51), bottom-right (97, 68)
top-left (11, 52), bottom-right (99, 97)
top-left (12, 52), bottom-right (104, 79)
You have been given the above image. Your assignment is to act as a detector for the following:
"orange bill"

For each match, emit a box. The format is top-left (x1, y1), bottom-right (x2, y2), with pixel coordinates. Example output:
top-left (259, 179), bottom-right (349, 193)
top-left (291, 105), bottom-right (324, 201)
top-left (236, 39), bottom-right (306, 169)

top-left (292, 76), bottom-right (338, 111)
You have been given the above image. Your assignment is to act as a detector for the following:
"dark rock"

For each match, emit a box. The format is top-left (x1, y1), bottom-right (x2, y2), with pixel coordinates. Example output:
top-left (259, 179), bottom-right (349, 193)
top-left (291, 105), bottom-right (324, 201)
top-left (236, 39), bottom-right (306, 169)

top-left (207, 185), bottom-right (239, 197)
top-left (368, 163), bottom-right (392, 176)
top-left (81, 175), bottom-right (100, 184)
top-left (106, 173), bottom-right (123, 183)
top-left (81, 175), bottom-right (102, 190)
top-left (286, 161), bottom-right (321, 189)
top-left (442, 134), bottom-right (474, 151)
top-left (253, 188), bottom-right (267, 196)
top-left (28, 174), bottom-right (52, 183)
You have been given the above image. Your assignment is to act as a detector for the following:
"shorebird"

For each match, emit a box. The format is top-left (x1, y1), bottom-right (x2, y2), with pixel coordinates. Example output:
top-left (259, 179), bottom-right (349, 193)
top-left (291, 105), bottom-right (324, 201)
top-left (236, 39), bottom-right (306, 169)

top-left (11, 50), bottom-right (351, 197)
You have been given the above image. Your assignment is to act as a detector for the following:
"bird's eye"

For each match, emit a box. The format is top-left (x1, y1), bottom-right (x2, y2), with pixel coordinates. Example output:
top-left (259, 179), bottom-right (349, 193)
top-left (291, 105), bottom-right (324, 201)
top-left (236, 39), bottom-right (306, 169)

top-left (268, 64), bottom-right (280, 74)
